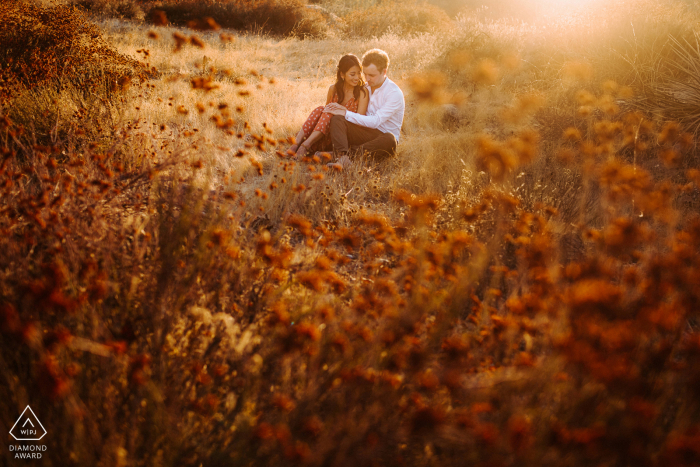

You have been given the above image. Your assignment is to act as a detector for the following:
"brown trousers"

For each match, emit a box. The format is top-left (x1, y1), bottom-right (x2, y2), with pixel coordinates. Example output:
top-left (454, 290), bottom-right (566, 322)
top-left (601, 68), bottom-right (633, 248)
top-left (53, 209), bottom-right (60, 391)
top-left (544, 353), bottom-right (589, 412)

top-left (329, 115), bottom-right (397, 162)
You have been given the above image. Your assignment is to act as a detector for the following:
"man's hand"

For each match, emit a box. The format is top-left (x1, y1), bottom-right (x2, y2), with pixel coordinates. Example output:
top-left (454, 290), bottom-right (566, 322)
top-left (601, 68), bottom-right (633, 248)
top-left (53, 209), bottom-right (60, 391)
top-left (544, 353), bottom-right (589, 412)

top-left (323, 103), bottom-right (346, 116)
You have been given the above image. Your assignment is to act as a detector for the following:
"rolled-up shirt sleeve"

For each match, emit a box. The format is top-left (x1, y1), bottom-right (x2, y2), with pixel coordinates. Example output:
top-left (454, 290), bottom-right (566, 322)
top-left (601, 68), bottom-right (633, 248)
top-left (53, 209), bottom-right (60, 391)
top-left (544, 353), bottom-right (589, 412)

top-left (345, 91), bottom-right (403, 129)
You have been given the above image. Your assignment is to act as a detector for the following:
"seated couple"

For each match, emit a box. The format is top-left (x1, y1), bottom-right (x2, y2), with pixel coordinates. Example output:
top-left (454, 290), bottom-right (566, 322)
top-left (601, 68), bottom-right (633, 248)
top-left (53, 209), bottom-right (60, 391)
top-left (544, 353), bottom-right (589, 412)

top-left (290, 49), bottom-right (405, 165)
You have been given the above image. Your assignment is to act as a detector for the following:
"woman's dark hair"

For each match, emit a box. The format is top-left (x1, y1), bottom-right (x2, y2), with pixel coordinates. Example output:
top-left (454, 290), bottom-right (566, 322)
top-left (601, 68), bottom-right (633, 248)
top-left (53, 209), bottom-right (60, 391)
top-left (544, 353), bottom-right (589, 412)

top-left (334, 54), bottom-right (367, 106)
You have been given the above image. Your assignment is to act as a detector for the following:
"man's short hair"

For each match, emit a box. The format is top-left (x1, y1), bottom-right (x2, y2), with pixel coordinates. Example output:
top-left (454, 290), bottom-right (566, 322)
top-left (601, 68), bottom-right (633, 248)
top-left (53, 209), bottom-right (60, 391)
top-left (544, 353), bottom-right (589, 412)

top-left (362, 49), bottom-right (390, 72)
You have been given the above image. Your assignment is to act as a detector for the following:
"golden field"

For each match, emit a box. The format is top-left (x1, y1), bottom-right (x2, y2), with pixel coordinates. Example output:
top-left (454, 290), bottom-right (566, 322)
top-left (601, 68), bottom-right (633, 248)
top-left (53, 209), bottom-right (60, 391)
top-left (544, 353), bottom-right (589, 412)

top-left (1, 0), bottom-right (700, 465)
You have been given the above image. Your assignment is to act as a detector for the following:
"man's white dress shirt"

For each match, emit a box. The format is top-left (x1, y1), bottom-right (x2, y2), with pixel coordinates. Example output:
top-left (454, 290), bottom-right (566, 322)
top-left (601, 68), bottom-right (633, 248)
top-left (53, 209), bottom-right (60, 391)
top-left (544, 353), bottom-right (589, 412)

top-left (344, 77), bottom-right (405, 143)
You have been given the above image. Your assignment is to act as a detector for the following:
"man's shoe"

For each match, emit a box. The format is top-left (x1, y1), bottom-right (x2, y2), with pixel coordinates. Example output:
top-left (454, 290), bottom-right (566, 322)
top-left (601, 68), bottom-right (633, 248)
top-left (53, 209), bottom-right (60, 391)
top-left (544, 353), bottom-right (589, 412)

top-left (337, 155), bottom-right (352, 169)
top-left (326, 153), bottom-right (351, 171)
top-left (313, 151), bottom-right (333, 162)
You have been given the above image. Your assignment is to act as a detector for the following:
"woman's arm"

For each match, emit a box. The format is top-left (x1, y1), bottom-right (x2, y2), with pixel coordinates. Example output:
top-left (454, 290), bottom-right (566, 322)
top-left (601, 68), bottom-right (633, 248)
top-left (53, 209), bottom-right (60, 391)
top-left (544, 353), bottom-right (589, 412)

top-left (325, 85), bottom-right (335, 105)
top-left (356, 88), bottom-right (369, 116)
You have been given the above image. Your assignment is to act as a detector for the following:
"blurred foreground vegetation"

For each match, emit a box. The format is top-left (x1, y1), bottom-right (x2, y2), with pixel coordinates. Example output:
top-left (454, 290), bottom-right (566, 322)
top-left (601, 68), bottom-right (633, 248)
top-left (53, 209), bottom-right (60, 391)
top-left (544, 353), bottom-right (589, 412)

top-left (2, 0), bottom-right (700, 466)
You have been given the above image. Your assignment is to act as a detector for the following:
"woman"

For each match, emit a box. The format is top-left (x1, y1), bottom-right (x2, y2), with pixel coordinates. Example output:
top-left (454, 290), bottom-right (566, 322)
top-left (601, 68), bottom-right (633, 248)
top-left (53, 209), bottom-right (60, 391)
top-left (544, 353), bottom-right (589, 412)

top-left (290, 54), bottom-right (369, 158)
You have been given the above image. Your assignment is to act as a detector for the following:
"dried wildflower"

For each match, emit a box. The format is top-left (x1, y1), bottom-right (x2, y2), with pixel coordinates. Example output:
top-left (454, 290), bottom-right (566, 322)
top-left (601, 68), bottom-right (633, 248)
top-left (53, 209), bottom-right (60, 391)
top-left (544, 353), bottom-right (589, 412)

top-left (302, 416), bottom-right (324, 437)
top-left (187, 17), bottom-right (221, 31)
top-left (474, 422), bottom-right (499, 445)
top-left (191, 76), bottom-right (219, 92)
top-left (567, 279), bottom-right (623, 311)
top-left (323, 271), bottom-right (347, 294)
top-left (297, 323), bottom-right (320, 342)
top-left (296, 271), bottom-right (324, 291)
top-left (253, 422), bottom-right (275, 441)
top-left (128, 354), bottom-right (151, 386)
top-left (476, 134), bottom-right (516, 182)
top-left (594, 120), bottom-right (622, 142)
top-left (105, 341), bottom-right (127, 355)
top-left (334, 228), bottom-right (361, 251)
top-left (563, 62), bottom-right (593, 83)
top-left (471, 402), bottom-right (494, 414)
top-left (0, 304), bottom-right (21, 335)
top-left (508, 129), bottom-right (539, 164)
top-left (659, 122), bottom-right (681, 144)
top-left (173, 32), bottom-right (188, 51)
top-left (501, 93), bottom-right (545, 123)
top-left (210, 228), bottom-right (230, 246)
top-left (150, 10), bottom-right (168, 26)
top-left (37, 356), bottom-right (69, 400)
top-left (601, 80), bottom-right (619, 94)
top-left (598, 160), bottom-right (652, 199)
top-left (563, 127), bottom-right (582, 142)
top-left (272, 393), bottom-right (295, 412)
top-left (417, 370), bottom-right (440, 390)
top-left (660, 148), bottom-right (680, 167)
top-left (284, 441), bottom-right (311, 461)
top-left (687, 169), bottom-right (700, 188)
top-left (515, 351), bottom-right (535, 367)
top-left (597, 94), bottom-right (619, 115)
top-left (393, 190), bottom-right (440, 212)
top-left (508, 415), bottom-right (533, 452)
top-left (472, 59), bottom-right (499, 85)
top-left (578, 105), bottom-right (593, 117)
top-left (286, 214), bottom-right (312, 237)
top-left (409, 71), bottom-right (446, 103)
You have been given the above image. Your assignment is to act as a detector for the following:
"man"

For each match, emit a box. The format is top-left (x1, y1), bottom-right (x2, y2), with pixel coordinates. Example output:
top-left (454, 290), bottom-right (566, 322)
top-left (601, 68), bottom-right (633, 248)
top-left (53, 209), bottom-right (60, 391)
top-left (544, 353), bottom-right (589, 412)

top-left (323, 49), bottom-right (405, 164)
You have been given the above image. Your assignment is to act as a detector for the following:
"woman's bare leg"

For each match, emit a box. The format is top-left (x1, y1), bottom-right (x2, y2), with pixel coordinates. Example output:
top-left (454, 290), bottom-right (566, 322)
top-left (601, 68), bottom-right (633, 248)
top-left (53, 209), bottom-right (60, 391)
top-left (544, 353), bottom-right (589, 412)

top-left (296, 130), bottom-right (324, 157)
top-left (289, 128), bottom-right (306, 153)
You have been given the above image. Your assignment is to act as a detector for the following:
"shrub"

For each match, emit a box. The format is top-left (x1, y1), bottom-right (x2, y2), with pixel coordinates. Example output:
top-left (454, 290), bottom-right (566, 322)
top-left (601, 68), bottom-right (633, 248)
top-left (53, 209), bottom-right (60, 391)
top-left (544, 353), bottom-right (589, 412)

top-left (0, 0), bottom-right (149, 106)
top-left (70, 0), bottom-right (146, 21)
top-left (0, 0), bottom-right (149, 151)
top-left (148, 0), bottom-right (329, 38)
top-left (343, 1), bottom-right (452, 37)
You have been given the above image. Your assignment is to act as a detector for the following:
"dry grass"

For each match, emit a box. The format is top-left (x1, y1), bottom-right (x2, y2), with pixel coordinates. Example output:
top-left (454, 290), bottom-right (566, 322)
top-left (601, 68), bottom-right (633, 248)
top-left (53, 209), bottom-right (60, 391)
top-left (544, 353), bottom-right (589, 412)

top-left (2, 0), bottom-right (700, 466)
top-left (342, 1), bottom-right (452, 37)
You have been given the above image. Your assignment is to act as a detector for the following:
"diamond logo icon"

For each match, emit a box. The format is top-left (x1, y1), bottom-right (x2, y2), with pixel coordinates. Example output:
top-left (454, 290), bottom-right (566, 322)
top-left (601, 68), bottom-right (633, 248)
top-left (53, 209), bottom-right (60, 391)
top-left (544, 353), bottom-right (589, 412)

top-left (9, 406), bottom-right (47, 441)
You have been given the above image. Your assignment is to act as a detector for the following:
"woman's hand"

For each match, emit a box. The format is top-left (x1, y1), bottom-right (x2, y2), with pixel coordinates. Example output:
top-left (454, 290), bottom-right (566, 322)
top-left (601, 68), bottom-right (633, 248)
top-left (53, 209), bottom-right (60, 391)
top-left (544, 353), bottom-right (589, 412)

top-left (323, 103), bottom-right (347, 116)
